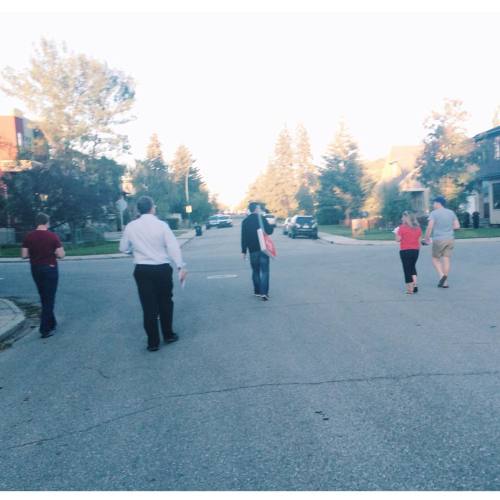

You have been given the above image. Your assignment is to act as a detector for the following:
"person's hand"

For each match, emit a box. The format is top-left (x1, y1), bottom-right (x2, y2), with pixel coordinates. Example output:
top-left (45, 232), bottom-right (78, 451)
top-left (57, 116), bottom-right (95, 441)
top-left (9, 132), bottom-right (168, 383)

top-left (179, 269), bottom-right (187, 283)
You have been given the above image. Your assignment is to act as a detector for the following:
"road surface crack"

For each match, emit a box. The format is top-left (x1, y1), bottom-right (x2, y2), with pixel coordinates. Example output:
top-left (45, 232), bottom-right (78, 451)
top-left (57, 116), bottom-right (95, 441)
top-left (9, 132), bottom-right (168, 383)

top-left (2, 368), bottom-right (498, 452)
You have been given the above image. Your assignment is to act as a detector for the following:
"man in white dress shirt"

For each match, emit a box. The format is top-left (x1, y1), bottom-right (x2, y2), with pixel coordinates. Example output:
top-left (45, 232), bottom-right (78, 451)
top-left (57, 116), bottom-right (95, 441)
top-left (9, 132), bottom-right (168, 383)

top-left (120, 196), bottom-right (187, 351)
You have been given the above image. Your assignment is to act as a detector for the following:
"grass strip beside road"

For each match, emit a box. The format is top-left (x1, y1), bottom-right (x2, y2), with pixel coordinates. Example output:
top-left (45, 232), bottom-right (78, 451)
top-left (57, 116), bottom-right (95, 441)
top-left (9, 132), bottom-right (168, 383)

top-left (0, 229), bottom-right (190, 258)
top-left (319, 225), bottom-right (500, 241)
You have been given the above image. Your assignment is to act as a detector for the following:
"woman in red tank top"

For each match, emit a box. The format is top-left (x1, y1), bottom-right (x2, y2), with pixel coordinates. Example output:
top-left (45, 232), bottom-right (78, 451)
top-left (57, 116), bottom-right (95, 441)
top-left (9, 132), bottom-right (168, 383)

top-left (395, 211), bottom-right (422, 294)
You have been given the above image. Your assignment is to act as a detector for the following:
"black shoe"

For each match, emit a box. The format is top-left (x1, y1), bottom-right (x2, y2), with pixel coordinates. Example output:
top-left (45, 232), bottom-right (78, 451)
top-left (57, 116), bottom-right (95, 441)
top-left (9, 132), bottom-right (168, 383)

top-left (413, 286), bottom-right (418, 293)
top-left (40, 331), bottom-right (54, 339)
top-left (147, 346), bottom-right (160, 352)
top-left (438, 275), bottom-right (447, 288)
top-left (164, 333), bottom-right (179, 344)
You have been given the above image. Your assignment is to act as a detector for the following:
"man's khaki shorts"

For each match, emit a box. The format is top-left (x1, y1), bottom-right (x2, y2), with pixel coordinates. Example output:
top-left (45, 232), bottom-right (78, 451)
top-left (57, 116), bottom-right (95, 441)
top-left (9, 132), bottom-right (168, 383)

top-left (432, 239), bottom-right (454, 258)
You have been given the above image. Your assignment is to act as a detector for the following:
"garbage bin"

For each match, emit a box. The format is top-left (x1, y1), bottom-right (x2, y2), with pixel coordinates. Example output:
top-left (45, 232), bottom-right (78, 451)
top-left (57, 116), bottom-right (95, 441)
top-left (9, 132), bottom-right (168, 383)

top-left (472, 211), bottom-right (480, 229)
top-left (195, 225), bottom-right (203, 236)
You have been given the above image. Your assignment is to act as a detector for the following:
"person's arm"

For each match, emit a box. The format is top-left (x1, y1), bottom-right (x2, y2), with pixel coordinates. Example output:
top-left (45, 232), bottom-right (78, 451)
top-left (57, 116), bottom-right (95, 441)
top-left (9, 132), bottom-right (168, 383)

top-left (424, 218), bottom-right (434, 242)
top-left (54, 234), bottom-right (65, 259)
top-left (163, 224), bottom-right (186, 271)
top-left (263, 216), bottom-right (274, 235)
top-left (119, 225), bottom-right (132, 254)
top-left (241, 219), bottom-right (248, 257)
top-left (453, 216), bottom-right (460, 230)
top-left (21, 234), bottom-right (30, 260)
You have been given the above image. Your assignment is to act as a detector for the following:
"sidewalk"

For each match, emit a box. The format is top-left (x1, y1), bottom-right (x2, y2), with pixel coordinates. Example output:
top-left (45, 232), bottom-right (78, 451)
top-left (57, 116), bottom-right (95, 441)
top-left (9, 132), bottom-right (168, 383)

top-left (0, 230), bottom-right (196, 263)
top-left (0, 299), bottom-right (26, 342)
top-left (319, 232), bottom-right (395, 246)
top-left (319, 232), bottom-right (500, 246)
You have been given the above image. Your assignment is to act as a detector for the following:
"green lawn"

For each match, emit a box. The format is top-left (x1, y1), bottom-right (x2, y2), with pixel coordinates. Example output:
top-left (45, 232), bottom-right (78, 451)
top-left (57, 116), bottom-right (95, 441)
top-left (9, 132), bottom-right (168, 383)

top-left (0, 241), bottom-right (121, 258)
top-left (0, 230), bottom-right (192, 258)
top-left (319, 225), bottom-right (395, 240)
top-left (319, 225), bottom-right (500, 241)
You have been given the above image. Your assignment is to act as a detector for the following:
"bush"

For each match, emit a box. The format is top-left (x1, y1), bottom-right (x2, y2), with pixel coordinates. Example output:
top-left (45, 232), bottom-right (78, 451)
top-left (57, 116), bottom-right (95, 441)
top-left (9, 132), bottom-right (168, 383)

top-left (317, 207), bottom-right (342, 225)
top-left (380, 182), bottom-right (412, 227)
top-left (460, 211), bottom-right (471, 228)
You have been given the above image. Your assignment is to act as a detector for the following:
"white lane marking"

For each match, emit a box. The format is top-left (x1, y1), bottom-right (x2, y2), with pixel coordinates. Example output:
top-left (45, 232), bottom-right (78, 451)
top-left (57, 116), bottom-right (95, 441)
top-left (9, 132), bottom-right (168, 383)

top-left (207, 274), bottom-right (238, 280)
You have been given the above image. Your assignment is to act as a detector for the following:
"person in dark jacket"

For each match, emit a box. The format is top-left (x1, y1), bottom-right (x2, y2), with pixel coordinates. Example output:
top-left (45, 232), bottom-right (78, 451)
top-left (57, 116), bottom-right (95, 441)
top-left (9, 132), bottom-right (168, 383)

top-left (241, 202), bottom-right (274, 301)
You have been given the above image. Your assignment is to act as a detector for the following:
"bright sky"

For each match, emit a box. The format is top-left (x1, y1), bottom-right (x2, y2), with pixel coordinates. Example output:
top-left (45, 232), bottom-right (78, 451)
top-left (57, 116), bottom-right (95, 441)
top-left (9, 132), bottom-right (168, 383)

top-left (1, 2), bottom-right (499, 207)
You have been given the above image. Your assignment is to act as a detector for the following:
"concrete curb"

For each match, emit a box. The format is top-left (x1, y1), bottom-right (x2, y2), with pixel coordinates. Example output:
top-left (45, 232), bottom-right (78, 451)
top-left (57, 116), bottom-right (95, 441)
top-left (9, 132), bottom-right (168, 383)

top-left (0, 231), bottom-right (196, 263)
top-left (318, 232), bottom-right (500, 246)
top-left (318, 232), bottom-right (396, 246)
top-left (0, 299), bottom-right (26, 343)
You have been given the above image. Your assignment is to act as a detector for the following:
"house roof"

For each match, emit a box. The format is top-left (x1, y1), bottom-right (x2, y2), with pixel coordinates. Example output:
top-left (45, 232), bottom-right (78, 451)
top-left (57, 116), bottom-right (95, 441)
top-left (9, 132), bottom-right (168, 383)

top-left (473, 125), bottom-right (500, 142)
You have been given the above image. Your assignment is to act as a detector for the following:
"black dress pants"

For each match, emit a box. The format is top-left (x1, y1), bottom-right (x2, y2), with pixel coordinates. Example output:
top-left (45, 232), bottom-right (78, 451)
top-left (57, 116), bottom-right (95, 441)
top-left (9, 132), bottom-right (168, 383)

top-left (133, 264), bottom-right (174, 348)
top-left (31, 264), bottom-right (58, 334)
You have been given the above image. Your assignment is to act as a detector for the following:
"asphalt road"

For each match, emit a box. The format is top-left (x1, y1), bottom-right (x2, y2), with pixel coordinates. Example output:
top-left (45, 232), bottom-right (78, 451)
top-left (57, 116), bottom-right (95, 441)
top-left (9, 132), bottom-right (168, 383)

top-left (0, 222), bottom-right (499, 490)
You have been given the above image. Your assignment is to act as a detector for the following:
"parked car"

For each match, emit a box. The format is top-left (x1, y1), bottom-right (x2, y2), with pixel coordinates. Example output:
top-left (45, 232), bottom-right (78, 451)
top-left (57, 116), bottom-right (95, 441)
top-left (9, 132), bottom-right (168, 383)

top-left (288, 215), bottom-right (318, 239)
top-left (283, 217), bottom-right (291, 235)
top-left (217, 215), bottom-right (233, 228)
top-left (264, 213), bottom-right (277, 227)
top-left (206, 215), bottom-right (220, 229)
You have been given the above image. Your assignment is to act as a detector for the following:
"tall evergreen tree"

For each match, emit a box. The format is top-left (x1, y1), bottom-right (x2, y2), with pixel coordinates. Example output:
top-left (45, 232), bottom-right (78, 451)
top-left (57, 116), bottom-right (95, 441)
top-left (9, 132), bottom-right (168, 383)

top-left (294, 124), bottom-right (318, 214)
top-left (168, 145), bottom-right (216, 222)
top-left (264, 127), bottom-right (299, 218)
top-left (171, 144), bottom-right (194, 184)
top-left (317, 121), bottom-right (365, 224)
top-left (132, 133), bottom-right (172, 219)
top-left (417, 99), bottom-right (476, 210)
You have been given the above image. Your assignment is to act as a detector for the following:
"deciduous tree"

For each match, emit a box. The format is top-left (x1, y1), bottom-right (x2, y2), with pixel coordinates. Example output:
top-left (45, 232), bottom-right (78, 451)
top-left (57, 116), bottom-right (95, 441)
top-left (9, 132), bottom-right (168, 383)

top-left (1, 38), bottom-right (135, 158)
top-left (417, 99), bottom-right (477, 210)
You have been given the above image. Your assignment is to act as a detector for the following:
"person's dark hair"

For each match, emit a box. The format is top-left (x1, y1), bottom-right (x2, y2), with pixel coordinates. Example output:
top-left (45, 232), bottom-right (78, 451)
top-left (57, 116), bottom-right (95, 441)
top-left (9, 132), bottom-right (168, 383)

top-left (433, 195), bottom-right (446, 207)
top-left (248, 202), bottom-right (259, 213)
top-left (35, 212), bottom-right (49, 226)
top-left (137, 196), bottom-right (154, 215)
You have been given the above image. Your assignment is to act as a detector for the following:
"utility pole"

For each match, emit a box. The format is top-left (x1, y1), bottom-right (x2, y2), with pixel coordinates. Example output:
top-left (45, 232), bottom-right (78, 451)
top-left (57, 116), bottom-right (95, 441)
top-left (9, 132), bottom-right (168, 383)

top-left (185, 158), bottom-right (196, 228)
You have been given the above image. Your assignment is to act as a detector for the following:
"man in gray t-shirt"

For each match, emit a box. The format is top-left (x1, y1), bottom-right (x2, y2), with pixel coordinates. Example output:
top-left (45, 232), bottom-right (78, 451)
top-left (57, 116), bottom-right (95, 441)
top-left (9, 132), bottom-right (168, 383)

top-left (424, 196), bottom-right (460, 288)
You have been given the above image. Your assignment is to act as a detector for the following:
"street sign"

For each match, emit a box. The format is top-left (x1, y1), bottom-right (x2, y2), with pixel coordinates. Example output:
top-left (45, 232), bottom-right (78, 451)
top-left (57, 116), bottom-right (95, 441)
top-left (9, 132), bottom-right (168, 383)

top-left (185, 205), bottom-right (192, 214)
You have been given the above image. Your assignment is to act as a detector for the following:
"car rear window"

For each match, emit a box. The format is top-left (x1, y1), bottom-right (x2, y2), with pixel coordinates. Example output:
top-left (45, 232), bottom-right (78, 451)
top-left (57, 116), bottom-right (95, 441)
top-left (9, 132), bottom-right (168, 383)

top-left (296, 217), bottom-right (314, 224)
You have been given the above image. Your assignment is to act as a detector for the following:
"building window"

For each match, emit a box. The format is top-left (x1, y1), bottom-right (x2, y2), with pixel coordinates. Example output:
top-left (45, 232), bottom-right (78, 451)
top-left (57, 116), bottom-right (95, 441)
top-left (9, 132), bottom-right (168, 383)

top-left (495, 137), bottom-right (500, 160)
top-left (493, 182), bottom-right (500, 210)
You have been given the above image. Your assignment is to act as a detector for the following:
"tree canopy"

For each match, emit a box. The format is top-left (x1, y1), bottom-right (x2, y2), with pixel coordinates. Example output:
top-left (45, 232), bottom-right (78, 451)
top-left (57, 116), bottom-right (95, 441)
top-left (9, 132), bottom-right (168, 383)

top-left (316, 121), bottom-right (365, 224)
top-left (1, 38), bottom-right (135, 158)
top-left (417, 99), bottom-right (477, 210)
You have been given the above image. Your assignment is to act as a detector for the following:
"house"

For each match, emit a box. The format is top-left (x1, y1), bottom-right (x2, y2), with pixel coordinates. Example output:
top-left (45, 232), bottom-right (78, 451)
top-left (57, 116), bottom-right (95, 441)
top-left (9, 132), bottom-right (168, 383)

top-left (370, 145), bottom-right (429, 215)
top-left (0, 109), bottom-right (46, 174)
top-left (0, 109), bottom-right (47, 229)
top-left (471, 125), bottom-right (500, 225)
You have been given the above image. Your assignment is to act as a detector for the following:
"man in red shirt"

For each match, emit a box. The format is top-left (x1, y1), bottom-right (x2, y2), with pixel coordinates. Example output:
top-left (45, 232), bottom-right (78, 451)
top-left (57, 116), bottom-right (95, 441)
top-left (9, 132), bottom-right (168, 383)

top-left (21, 213), bottom-right (65, 338)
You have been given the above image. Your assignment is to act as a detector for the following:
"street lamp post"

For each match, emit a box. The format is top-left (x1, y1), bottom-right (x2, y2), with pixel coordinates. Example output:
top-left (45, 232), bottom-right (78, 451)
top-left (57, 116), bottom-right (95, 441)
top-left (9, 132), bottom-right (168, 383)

top-left (185, 158), bottom-right (196, 228)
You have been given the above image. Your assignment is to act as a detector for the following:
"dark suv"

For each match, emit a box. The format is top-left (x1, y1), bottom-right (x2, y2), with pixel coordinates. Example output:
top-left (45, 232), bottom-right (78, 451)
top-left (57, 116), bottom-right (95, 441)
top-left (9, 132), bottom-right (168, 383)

top-left (288, 215), bottom-right (318, 239)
